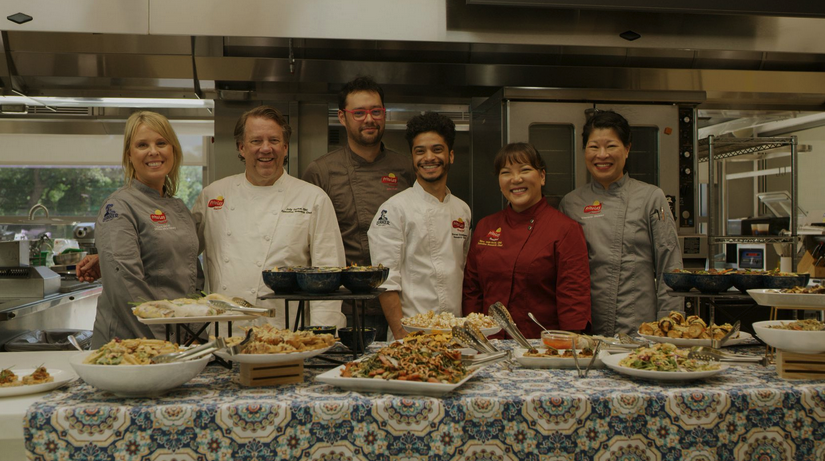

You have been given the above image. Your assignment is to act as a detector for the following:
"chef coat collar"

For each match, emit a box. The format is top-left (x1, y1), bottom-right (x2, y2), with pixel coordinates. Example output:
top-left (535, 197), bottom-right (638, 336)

top-left (241, 171), bottom-right (288, 191)
top-left (346, 142), bottom-right (387, 165)
top-left (591, 172), bottom-right (629, 193)
top-left (504, 197), bottom-right (548, 224)
top-left (131, 178), bottom-right (168, 199)
top-left (412, 180), bottom-right (452, 205)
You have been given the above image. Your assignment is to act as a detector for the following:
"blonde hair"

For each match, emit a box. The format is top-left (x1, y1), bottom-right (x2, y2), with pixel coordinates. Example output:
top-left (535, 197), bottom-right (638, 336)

top-left (122, 111), bottom-right (183, 196)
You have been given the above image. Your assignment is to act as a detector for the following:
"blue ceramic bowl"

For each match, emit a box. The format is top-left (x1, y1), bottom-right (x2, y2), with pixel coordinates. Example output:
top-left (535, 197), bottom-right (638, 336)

top-left (764, 273), bottom-right (811, 290)
top-left (262, 267), bottom-right (299, 294)
top-left (662, 272), bottom-right (695, 292)
top-left (692, 274), bottom-right (734, 294)
top-left (341, 267), bottom-right (386, 293)
top-left (338, 327), bottom-right (376, 353)
top-left (729, 273), bottom-right (768, 293)
top-left (296, 268), bottom-right (342, 294)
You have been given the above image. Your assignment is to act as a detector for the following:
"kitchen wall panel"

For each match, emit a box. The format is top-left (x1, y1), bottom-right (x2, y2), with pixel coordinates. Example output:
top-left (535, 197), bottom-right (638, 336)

top-left (0, 1), bottom-right (148, 35)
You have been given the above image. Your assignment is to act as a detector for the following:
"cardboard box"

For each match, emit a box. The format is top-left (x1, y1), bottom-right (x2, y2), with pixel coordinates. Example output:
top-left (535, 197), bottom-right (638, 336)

top-left (797, 251), bottom-right (825, 278)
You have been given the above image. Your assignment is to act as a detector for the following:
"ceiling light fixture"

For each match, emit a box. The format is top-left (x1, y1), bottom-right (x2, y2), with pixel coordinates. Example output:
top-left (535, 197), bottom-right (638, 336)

top-left (0, 96), bottom-right (214, 109)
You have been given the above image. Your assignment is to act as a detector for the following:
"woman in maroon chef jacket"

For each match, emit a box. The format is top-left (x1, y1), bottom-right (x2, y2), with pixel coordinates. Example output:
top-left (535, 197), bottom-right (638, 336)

top-left (462, 142), bottom-right (591, 339)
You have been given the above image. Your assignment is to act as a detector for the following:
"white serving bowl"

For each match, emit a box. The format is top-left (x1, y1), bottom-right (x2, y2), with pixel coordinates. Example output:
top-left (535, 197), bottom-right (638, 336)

top-left (70, 351), bottom-right (210, 397)
top-left (753, 320), bottom-right (825, 355)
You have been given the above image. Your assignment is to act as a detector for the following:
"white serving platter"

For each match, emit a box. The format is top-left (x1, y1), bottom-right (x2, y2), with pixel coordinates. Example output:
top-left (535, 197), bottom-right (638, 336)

top-left (315, 361), bottom-right (485, 397)
top-left (753, 320), bottom-right (825, 354)
top-left (0, 368), bottom-right (74, 398)
top-left (601, 352), bottom-right (728, 382)
top-left (513, 347), bottom-right (604, 369)
top-left (135, 313), bottom-right (257, 325)
top-left (748, 289), bottom-right (825, 308)
top-left (401, 324), bottom-right (501, 336)
top-left (213, 344), bottom-right (333, 364)
top-left (638, 331), bottom-right (753, 348)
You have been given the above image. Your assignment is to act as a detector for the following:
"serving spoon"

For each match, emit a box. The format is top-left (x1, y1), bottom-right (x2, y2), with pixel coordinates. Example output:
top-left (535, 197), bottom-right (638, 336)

top-left (527, 312), bottom-right (549, 332)
top-left (67, 334), bottom-right (84, 352)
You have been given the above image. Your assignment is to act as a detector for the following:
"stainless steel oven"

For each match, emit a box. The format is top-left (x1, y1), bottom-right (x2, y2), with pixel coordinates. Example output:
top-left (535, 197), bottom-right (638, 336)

top-left (470, 88), bottom-right (704, 233)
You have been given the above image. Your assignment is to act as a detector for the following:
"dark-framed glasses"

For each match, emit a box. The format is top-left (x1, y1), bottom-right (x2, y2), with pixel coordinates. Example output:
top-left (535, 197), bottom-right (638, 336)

top-left (342, 108), bottom-right (386, 121)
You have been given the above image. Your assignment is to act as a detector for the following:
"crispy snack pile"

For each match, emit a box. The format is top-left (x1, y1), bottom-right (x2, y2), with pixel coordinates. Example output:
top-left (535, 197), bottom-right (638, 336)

top-left (638, 311), bottom-right (735, 340)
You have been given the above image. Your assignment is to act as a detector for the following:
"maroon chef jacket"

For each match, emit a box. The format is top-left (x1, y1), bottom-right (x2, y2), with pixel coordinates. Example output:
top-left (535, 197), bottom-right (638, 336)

top-left (462, 199), bottom-right (592, 339)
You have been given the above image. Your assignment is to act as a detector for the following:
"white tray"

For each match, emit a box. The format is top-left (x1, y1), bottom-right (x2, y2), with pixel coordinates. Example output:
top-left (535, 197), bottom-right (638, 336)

top-left (214, 344), bottom-right (333, 364)
top-left (315, 361), bottom-right (485, 397)
top-left (513, 347), bottom-right (604, 369)
top-left (638, 331), bottom-right (753, 348)
top-left (748, 289), bottom-right (825, 308)
top-left (0, 368), bottom-right (74, 398)
top-left (402, 324), bottom-right (501, 336)
top-left (602, 352), bottom-right (728, 381)
top-left (135, 313), bottom-right (258, 325)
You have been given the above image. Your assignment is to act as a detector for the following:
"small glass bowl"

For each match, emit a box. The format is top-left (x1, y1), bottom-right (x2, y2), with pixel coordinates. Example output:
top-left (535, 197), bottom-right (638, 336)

top-left (541, 330), bottom-right (576, 350)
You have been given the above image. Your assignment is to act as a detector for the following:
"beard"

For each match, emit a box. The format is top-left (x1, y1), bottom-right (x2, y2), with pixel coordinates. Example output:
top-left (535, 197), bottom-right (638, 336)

top-left (350, 123), bottom-right (384, 148)
top-left (416, 160), bottom-right (450, 183)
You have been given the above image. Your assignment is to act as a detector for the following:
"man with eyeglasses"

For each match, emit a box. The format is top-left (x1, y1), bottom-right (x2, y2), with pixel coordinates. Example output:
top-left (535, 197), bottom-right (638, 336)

top-left (303, 76), bottom-right (415, 341)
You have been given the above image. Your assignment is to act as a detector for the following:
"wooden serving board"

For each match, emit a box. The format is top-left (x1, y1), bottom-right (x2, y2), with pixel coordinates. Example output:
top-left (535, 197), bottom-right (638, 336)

top-left (776, 350), bottom-right (825, 380)
top-left (239, 360), bottom-right (304, 386)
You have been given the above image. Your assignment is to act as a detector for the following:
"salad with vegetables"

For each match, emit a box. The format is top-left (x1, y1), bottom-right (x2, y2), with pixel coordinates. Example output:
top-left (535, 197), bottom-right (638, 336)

top-left (618, 343), bottom-right (720, 372)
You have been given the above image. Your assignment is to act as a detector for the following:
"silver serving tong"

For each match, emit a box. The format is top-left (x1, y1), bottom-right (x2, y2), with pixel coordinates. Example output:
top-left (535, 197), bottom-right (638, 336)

top-left (688, 345), bottom-right (767, 365)
top-left (464, 321), bottom-right (498, 353)
top-left (207, 299), bottom-right (269, 315)
top-left (225, 329), bottom-right (255, 356)
top-left (712, 320), bottom-right (741, 349)
top-left (452, 325), bottom-right (494, 354)
top-left (151, 337), bottom-right (227, 364)
top-left (487, 302), bottom-right (533, 350)
top-left (462, 350), bottom-right (511, 369)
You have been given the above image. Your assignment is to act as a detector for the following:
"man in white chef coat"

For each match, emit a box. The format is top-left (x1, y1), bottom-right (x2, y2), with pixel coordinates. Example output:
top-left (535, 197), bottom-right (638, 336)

top-left (368, 112), bottom-right (471, 340)
top-left (192, 106), bottom-right (347, 332)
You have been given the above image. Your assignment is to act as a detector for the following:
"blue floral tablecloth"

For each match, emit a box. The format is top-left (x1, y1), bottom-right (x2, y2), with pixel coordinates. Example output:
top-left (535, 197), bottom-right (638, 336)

top-left (24, 342), bottom-right (825, 461)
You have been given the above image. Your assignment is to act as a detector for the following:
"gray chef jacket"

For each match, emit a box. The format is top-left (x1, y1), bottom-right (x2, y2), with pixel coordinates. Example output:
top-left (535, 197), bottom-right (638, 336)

top-left (559, 174), bottom-right (683, 336)
top-left (91, 180), bottom-right (202, 347)
top-left (303, 144), bottom-right (415, 315)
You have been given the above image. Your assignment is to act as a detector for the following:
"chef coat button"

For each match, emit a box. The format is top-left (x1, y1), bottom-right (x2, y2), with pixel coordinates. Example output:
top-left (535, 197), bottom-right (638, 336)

top-left (528, 226), bottom-right (533, 230)
top-left (272, 210), bottom-right (277, 215)
top-left (230, 206), bottom-right (235, 210)
top-left (530, 219), bottom-right (534, 224)
top-left (264, 235), bottom-right (270, 241)
top-left (222, 285), bottom-right (227, 290)
top-left (223, 257), bottom-right (229, 263)
top-left (227, 231), bottom-right (231, 236)
top-left (256, 262), bottom-right (262, 267)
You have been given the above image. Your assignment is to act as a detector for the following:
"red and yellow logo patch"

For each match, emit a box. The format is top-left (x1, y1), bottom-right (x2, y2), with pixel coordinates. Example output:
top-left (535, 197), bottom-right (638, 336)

top-left (486, 227), bottom-right (502, 241)
top-left (584, 200), bottom-right (602, 214)
top-left (452, 218), bottom-right (466, 231)
top-left (150, 209), bottom-right (167, 224)
top-left (208, 195), bottom-right (225, 210)
top-left (381, 173), bottom-right (398, 185)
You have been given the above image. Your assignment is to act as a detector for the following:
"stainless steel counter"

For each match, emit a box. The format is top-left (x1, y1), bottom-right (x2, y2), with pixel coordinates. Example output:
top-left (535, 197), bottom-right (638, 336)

top-left (0, 284), bottom-right (101, 346)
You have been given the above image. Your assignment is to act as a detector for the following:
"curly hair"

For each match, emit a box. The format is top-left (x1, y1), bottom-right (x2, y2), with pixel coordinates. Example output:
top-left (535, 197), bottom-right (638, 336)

top-left (338, 76), bottom-right (385, 110)
top-left (405, 112), bottom-right (456, 151)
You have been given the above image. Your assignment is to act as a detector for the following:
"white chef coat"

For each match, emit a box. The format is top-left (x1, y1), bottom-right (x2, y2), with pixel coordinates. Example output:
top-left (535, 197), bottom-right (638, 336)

top-left (192, 172), bottom-right (346, 332)
top-left (368, 181), bottom-right (471, 320)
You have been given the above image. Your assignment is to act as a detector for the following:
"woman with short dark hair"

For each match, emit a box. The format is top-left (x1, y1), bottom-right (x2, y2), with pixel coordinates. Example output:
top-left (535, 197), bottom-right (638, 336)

top-left (559, 110), bottom-right (683, 337)
top-left (462, 142), bottom-right (591, 339)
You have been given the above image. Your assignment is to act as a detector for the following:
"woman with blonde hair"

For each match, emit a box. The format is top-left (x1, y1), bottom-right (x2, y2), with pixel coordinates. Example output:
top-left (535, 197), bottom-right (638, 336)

top-left (90, 111), bottom-right (202, 347)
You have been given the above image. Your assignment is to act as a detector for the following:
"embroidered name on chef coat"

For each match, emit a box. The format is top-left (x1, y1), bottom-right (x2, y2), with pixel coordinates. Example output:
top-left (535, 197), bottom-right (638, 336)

top-left (375, 209), bottom-right (390, 227)
top-left (452, 218), bottom-right (468, 239)
top-left (207, 196), bottom-right (225, 210)
top-left (478, 227), bottom-right (503, 247)
top-left (581, 200), bottom-right (605, 220)
top-left (282, 207), bottom-right (312, 214)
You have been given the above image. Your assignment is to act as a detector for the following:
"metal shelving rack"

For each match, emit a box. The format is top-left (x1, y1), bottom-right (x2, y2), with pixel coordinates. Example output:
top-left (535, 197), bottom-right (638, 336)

top-left (698, 136), bottom-right (799, 269)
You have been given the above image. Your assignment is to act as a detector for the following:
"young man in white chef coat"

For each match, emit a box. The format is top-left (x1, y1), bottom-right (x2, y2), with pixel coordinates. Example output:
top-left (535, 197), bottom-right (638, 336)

top-left (368, 112), bottom-right (471, 340)
top-left (192, 106), bottom-right (347, 333)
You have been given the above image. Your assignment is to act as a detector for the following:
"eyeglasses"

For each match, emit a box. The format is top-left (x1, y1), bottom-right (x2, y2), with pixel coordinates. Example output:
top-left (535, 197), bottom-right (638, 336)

top-left (341, 108), bottom-right (386, 121)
